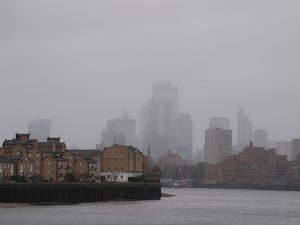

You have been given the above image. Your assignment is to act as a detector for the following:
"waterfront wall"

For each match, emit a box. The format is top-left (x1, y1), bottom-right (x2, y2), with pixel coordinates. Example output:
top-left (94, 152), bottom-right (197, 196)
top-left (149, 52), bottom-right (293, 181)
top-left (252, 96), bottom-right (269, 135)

top-left (0, 182), bottom-right (161, 203)
top-left (195, 183), bottom-right (300, 191)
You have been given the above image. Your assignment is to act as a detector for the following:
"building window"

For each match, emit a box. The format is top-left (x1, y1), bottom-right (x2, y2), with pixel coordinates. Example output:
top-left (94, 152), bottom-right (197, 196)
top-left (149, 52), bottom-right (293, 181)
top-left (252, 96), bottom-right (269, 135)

top-left (19, 164), bottom-right (24, 173)
top-left (36, 161), bottom-right (40, 166)
top-left (47, 161), bottom-right (51, 166)
top-left (16, 152), bottom-right (19, 156)
top-left (28, 153), bottom-right (32, 157)
top-left (48, 169), bottom-right (51, 174)
top-left (79, 162), bottom-right (83, 168)
top-left (36, 153), bottom-right (40, 158)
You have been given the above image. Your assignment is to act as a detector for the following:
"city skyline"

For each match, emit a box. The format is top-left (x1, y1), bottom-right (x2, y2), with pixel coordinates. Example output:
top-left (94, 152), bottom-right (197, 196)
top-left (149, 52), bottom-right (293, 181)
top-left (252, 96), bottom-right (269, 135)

top-left (1, 1), bottom-right (300, 151)
top-left (0, 82), bottom-right (299, 155)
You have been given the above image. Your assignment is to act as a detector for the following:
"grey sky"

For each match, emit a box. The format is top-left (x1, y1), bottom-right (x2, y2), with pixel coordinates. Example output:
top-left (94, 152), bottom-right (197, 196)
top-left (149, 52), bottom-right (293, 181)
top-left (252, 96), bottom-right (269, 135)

top-left (1, 0), bottom-right (300, 150)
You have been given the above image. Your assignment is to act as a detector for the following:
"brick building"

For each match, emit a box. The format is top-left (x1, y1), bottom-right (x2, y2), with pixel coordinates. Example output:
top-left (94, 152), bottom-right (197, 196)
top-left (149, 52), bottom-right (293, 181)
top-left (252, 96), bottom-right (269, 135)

top-left (0, 156), bottom-right (15, 180)
top-left (204, 143), bottom-right (291, 184)
top-left (42, 155), bottom-right (68, 182)
top-left (0, 134), bottom-right (148, 183)
top-left (100, 145), bottom-right (147, 182)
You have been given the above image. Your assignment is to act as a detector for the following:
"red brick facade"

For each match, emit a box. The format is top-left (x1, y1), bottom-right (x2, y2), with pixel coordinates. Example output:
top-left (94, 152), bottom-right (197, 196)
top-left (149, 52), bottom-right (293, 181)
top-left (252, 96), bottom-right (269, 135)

top-left (204, 143), bottom-right (299, 184)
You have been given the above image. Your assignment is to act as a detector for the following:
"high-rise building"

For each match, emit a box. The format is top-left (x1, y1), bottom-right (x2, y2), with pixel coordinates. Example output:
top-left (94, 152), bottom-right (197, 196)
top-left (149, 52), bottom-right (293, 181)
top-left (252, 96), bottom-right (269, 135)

top-left (209, 117), bottom-right (230, 130)
top-left (276, 141), bottom-right (292, 160)
top-left (204, 127), bottom-right (232, 164)
top-left (237, 107), bottom-right (252, 152)
top-left (175, 113), bottom-right (193, 159)
top-left (291, 139), bottom-right (300, 160)
top-left (140, 81), bottom-right (193, 160)
top-left (101, 111), bottom-right (138, 147)
top-left (253, 129), bottom-right (269, 148)
top-left (28, 118), bottom-right (52, 142)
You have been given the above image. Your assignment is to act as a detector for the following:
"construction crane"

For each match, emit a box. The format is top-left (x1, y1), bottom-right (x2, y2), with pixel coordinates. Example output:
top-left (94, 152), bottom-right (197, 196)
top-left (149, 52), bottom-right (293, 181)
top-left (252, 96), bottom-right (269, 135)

top-left (161, 147), bottom-right (185, 186)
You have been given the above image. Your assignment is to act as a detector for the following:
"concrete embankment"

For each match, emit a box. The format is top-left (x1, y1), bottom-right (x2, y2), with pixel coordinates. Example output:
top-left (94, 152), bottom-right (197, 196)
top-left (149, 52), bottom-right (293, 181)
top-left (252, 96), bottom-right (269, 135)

top-left (0, 182), bottom-right (161, 203)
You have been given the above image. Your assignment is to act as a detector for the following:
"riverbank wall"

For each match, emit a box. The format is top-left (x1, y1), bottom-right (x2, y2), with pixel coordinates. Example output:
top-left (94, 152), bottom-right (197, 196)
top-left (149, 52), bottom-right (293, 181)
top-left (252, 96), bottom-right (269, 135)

top-left (0, 182), bottom-right (161, 203)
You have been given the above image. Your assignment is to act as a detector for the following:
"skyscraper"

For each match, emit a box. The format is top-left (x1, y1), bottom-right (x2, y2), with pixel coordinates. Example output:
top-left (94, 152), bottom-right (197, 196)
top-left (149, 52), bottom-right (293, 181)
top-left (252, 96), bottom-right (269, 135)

top-left (204, 127), bottom-right (232, 164)
top-left (276, 141), bottom-right (292, 160)
top-left (291, 139), bottom-right (300, 160)
top-left (237, 107), bottom-right (252, 152)
top-left (28, 118), bottom-right (52, 142)
top-left (140, 81), bottom-right (193, 160)
top-left (253, 129), bottom-right (269, 148)
top-left (101, 111), bottom-right (138, 147)
top-left (175, 113), bottom-right (193, 159)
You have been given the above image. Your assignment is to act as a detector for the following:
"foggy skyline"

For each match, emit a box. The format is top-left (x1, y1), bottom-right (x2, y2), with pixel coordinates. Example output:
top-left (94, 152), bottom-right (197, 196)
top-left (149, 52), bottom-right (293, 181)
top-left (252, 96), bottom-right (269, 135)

top-left (1, 1), bottom-right (300, 150)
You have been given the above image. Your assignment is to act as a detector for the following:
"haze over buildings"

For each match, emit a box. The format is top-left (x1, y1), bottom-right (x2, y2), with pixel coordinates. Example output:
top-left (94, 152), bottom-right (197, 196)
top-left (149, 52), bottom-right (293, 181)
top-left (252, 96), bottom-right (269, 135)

top-left (209, 117), bottom-right (230, 130)
top-left (140, 81), bottom-right (193, 160)
top-left (237, 107), bottom-right (253, 153)
top-left (253, 129), bottom-right (269, 148)
top-left (1, 1), bottom-right (300, 152)
top-left (101, 111), bottom-right (138, 148)
top-left (28, 119), bottom-right (52, 142)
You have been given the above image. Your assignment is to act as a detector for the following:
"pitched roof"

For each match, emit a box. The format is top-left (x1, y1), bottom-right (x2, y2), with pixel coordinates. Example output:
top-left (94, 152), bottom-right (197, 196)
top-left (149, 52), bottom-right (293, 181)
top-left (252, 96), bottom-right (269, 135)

top-left (68, 149), bottom-right (101, 158)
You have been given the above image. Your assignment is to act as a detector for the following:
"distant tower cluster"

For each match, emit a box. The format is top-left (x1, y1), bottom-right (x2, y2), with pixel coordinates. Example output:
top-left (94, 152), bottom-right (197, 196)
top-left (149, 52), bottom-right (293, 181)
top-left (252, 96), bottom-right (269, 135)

top-left (205, 117), bottom-right (232, 164)
top-left (140, 81), bottom-right (193, 160)
top-left (101, 111), bottom-right (138, 148)
top-left (28, 118), bottom-right (52, 142)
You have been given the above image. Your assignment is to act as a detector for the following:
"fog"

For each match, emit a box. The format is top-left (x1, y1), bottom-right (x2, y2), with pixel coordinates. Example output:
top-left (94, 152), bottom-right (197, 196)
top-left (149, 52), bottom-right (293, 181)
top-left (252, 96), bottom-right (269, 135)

top-left (1, 0), bottom-right (300, 150)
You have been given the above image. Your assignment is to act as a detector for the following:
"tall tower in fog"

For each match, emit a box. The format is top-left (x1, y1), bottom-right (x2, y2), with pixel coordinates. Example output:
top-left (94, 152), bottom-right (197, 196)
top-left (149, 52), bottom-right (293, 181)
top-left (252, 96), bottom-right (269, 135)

top-left (175, 113), bottom-right (193, 159)
top-left (28, 118), bottom-right (52, 142)
top-left (237, 107), bottom-right (252, 152)
top-left (140, 81), bottom-right (193, 160)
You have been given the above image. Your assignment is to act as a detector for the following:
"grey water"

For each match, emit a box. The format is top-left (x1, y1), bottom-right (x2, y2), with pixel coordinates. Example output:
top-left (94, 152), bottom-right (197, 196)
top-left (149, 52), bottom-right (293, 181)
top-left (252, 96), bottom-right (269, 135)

top-left (1, 188), bottom-right (300, 225)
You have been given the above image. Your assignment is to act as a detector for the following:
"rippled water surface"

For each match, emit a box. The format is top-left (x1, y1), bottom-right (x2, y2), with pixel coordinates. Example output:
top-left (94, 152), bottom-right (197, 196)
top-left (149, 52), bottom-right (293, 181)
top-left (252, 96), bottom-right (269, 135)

top-left (1, 188), bottom-right (300, 225)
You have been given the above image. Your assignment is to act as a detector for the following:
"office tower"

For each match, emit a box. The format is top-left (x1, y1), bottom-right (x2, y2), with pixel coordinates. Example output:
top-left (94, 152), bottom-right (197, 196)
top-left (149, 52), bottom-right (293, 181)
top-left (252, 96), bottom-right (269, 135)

top-left (253, 129), bottom-right (269, 148)
top-left (28, 118), bottom-right (52, 142)
top-left (276, 141), bottom-right (292, 160)
top-left (237, 107), bottom-right (252, 152)
top-left (140, 81), bottom-right (193, 160)
top-left (209, 117), bottom-right (230, 130)
top-left (101, 111), bottom-right (138, 147)
top-left (204, 127), bottom-right (232, 164)
top-left (291, 139), bottom-right (300, 160)
top-left (175, 113), bottom-right (193, 160)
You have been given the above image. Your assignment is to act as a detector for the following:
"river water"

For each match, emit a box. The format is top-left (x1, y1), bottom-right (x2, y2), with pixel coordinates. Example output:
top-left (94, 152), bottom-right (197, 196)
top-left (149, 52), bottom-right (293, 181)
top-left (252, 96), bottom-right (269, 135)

top-left (1, 188), bottom-right (300, 225)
